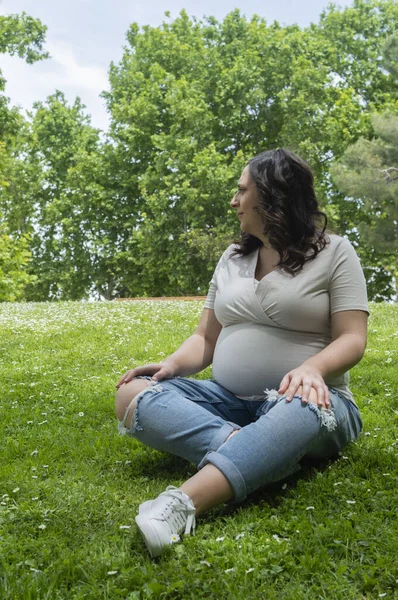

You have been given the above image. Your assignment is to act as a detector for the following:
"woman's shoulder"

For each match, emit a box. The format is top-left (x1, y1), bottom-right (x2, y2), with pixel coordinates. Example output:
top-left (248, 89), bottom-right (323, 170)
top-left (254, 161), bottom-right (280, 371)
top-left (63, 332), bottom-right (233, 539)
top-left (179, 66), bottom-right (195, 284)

top-left (213, 244), bottom-right (253, 277)
top-left (303, 234), bottom-right (358, 273)
top-left (223, 243), bottom-right (258, 265)
top-left (224, 243), bottom-right (240, 257)
top-left (324, 233), bottom-right (360, 257)
top-left (326, 233), bottom-right (349, 245)
top-left (218, 243), bottom-right (243, 262)
top-left (319, 234), bottom-right (364, 280)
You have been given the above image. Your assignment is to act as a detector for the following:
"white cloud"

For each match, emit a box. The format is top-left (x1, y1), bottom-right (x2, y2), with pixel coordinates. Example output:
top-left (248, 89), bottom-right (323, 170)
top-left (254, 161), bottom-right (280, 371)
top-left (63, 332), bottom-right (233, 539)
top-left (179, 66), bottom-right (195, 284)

top-left (1, 39), bottom-right (110, 131)
top-left (45, 40), bottom-right (109, 92)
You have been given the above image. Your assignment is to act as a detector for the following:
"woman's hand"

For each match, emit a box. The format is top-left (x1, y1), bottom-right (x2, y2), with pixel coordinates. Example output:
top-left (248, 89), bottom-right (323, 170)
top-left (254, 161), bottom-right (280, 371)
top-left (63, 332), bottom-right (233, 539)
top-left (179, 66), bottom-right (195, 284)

top-left (115, 361), bottom-right (177, 389)
top-left (278, 365), bottom-right (331, 409)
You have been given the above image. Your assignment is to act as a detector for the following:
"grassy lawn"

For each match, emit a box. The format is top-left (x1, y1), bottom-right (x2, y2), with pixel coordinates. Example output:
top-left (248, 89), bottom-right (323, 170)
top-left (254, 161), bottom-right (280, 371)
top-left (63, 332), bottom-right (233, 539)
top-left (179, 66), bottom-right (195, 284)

top-left (0, 300), bottom-right (397, 600)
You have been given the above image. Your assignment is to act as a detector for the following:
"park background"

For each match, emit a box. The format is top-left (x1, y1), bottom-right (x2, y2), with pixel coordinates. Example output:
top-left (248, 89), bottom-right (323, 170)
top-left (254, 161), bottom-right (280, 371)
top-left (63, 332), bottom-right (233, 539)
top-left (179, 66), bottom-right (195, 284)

top-left (0, 1), bottom-right (398, 599)
top-left (0, 0), bottom-right (397, 302)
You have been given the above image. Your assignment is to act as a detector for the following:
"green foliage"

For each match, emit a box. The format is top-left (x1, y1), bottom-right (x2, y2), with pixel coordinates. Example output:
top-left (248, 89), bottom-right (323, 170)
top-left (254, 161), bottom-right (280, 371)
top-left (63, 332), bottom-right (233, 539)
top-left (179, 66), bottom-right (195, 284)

top-left (3, 2), bottom-right (398, 300)
top-left (331, 33), bottom-right (398, 299)
top-left (0, 300), bottom-right (397, 598)
top-left (101, 1), bottom-right (398, 299)
top-left (0, 11), bottom-right (48, 301)
top-left (18, 92), bottom-right (102, 300)
top-left (332, 112), bottom-right (398, 297)
top-left (383, 32), bottom-right (398, 80)
top-left (0, 12), bottom-right (48, 135)
top-left (0, 219), bottom-right (36, 301)
top-left (0, 12), bottom-right (47, 157)
top-left (0, 12), bottom-right (49, 66)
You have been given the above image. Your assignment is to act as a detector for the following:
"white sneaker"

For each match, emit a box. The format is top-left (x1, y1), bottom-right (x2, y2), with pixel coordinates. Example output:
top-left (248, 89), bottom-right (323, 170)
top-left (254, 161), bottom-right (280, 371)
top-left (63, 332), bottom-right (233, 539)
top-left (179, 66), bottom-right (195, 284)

top-left (135, 486), bottom-right (196, 558)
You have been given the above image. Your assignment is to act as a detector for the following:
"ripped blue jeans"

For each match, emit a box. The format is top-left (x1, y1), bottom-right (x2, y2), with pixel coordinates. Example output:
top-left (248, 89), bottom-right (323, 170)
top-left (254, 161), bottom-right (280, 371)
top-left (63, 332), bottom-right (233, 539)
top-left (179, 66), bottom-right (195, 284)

top-left (118, 378), bottom-right (362, 503)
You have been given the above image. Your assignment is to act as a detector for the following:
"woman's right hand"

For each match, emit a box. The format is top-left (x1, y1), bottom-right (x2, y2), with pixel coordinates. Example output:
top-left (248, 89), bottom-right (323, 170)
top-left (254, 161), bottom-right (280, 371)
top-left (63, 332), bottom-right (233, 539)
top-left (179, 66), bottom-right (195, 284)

top-left (115, 362), bottom-right (177, 388)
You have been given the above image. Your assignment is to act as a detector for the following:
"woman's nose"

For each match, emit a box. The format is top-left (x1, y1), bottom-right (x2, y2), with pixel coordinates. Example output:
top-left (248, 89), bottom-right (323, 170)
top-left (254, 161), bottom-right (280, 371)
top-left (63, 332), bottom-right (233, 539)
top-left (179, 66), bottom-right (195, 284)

top-left (230, 194), bottom-right (238, 208)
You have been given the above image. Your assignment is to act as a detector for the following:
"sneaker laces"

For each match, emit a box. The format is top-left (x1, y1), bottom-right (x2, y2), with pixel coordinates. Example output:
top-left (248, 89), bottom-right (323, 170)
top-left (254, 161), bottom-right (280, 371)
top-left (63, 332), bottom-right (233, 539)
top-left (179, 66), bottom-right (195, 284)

top-left (155, 487), bottom-right (196, 535)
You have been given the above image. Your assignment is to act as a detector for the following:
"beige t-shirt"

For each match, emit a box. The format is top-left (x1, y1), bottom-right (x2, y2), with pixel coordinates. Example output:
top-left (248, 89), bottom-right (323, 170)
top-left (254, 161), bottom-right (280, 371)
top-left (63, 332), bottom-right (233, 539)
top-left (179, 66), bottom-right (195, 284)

top-left (204, 235), bottom-right (369, 404)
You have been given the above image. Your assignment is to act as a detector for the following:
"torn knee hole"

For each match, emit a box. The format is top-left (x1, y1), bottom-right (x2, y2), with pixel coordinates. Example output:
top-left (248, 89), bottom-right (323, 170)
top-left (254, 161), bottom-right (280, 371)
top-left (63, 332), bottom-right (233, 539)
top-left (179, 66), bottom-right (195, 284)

top-left (307, 403), bottom-right (337, 432)
top-left (119, 382), bottom-right (164, 433)
top-left (123, 396), bottom-right (138, 429)
top-left (226, 430), bottom-right (239, 442)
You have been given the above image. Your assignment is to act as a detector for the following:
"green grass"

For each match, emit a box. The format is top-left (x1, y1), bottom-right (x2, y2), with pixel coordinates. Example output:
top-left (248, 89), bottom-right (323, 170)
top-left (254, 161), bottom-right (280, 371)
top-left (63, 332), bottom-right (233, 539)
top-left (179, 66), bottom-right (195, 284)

top-left (0, 300), bottom-right (397, 600)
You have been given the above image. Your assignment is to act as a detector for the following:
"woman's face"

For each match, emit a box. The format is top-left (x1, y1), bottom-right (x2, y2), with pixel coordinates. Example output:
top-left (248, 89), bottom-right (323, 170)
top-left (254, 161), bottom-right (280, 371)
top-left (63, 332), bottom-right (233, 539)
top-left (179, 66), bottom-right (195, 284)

top-left (230, 165), bottom-right (264, 237)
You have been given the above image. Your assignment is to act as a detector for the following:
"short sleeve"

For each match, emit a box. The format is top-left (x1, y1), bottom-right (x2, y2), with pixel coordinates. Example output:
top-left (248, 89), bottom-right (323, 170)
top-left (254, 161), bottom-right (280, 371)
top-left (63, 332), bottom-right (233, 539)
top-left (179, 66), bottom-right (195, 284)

top-left (203, 246), bottom-right (233, 310)
top-left (329, 237), bottom-right (369, 315)
top-left (204, 280), bottom-right (217, 309)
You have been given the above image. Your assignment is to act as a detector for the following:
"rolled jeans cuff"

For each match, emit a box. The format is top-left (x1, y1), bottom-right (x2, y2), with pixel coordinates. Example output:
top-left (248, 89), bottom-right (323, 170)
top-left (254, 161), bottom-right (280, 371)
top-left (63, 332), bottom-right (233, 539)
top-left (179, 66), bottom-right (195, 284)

top-left (199, 451), bottom-right (247, 504)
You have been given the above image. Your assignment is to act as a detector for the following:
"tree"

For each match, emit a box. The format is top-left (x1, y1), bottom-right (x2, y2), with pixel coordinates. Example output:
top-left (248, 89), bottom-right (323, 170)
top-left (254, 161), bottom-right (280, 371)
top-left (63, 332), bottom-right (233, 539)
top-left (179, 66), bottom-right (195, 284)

top-left (22, 92), bottom-right (102, 300)
top-left (0, 12), bottom-right (48, 301)
top-left (103, 1), bottom-right (398, 298)
top-left (3, 2), bottom-right (398, 301)
top-left (331, 111), bottom-right (398, 299)
top-left (0, 12), bottom-right (49, 146)
top-left (0, 218), bottom-right (36, 302)
top-left (331, 33), bottom-right (398, 300)
top-left (383, 33), bottom-right (398, 80)
top-left (0, 12), bottom-right (48, 64)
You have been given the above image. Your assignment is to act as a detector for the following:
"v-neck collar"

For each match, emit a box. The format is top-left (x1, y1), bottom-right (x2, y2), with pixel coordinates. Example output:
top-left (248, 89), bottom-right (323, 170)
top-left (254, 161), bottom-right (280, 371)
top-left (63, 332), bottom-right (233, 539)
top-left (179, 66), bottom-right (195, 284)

top-left (253, 247), bottom-right (281, 283)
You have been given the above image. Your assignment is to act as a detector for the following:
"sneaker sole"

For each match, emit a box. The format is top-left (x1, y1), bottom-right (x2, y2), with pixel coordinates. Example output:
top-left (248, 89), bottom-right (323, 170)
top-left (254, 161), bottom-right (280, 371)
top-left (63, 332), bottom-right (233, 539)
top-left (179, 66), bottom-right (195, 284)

top-left (135, 514), bottom-right (164, 558)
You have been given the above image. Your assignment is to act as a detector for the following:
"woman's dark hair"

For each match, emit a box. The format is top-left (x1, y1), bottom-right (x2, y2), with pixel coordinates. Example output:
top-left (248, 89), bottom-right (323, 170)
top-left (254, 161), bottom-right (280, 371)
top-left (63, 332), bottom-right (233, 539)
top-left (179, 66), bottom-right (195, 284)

top-left (232, 148), bottom-right (329, 274)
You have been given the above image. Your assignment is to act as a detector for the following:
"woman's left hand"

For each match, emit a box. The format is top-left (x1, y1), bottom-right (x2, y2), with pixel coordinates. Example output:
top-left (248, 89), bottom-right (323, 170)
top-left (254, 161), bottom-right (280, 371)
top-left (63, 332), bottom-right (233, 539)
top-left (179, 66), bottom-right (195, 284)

top-left (278, 365), bottom-right (331, 409)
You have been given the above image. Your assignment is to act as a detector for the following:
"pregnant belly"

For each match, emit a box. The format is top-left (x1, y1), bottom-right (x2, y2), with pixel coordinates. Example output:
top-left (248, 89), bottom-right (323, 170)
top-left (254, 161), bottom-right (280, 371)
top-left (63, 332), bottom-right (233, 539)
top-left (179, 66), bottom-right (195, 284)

top-left (212, 323), bottom-right (329, 397)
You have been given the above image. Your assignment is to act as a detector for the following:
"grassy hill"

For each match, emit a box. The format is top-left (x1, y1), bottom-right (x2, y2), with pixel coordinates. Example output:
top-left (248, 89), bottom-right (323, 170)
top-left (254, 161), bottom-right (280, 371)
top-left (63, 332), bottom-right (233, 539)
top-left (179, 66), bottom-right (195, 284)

top-left (0, 301), bottom-right (397, 599)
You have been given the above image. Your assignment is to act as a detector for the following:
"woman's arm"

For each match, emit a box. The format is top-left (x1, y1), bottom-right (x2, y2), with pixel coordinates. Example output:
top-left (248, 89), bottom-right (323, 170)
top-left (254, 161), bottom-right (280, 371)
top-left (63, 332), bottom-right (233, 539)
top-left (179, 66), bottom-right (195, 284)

top-left (159, 308), bottom-right (222, 378)
top-left (116, 308), bottom-right (222, 386)
top-left (278, 310), bottom-right (368, 407)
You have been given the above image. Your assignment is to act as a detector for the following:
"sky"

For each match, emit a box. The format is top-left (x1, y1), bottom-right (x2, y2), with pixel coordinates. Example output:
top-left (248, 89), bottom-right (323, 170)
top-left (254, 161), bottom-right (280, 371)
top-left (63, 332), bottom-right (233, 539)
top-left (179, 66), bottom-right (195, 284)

top-left (0, 0), bottom-right (355, 132)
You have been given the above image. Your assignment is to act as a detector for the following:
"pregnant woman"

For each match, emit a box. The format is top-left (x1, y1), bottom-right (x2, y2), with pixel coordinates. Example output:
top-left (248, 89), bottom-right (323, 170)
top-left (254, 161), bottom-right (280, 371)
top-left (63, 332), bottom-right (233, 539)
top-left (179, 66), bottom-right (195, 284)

top-left (115, 148), bottom-right (369, 558)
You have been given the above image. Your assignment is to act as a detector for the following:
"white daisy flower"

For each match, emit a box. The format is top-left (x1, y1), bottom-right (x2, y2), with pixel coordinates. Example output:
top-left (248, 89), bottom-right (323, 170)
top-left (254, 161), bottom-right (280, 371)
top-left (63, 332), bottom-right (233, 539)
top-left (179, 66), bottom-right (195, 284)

top-left (170, 533), bottom-right (180, 543)
top-left (200, 560), bottom-right (212, 567)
